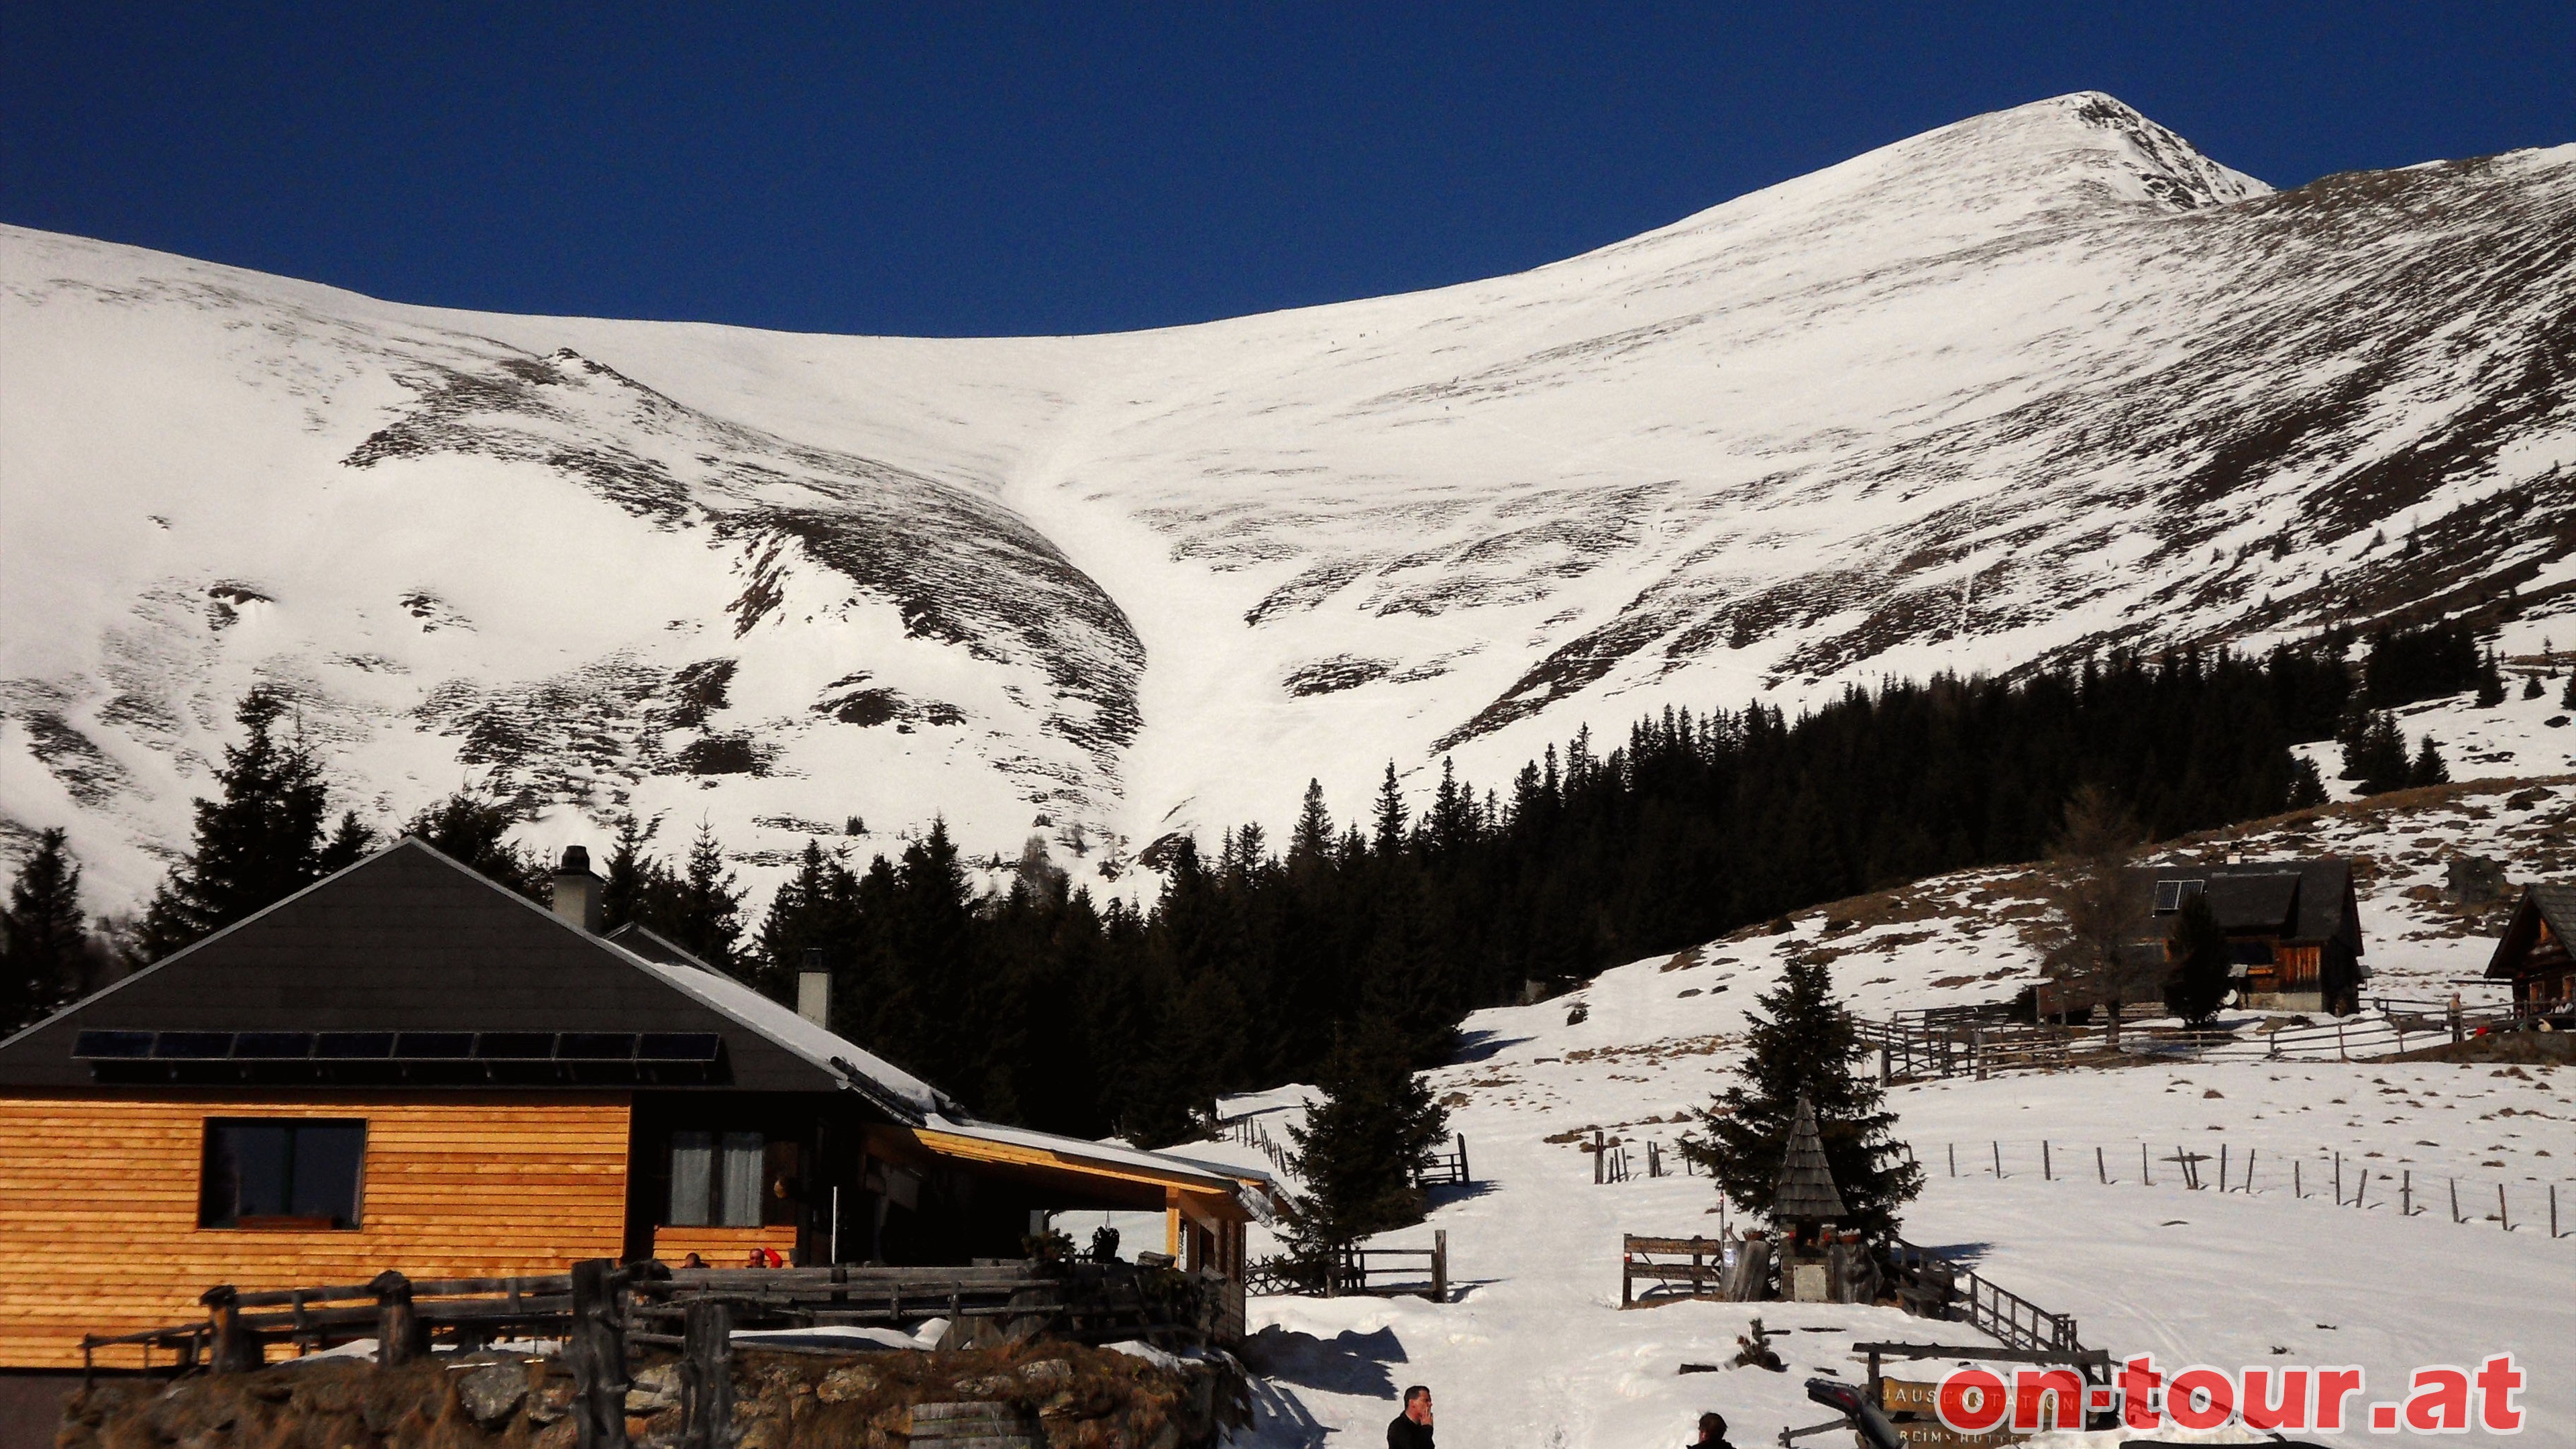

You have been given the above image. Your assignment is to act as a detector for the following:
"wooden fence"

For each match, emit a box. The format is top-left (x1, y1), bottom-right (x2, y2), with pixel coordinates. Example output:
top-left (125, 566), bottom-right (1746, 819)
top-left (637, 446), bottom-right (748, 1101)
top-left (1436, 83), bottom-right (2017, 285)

top-left (79, 1256), bottom-right (1241, 1409)
top-left (1413, 1135), bottom-right (1471, 1189)
top-left (1863, 996), bottom-right (2534, 1083)
top-left (1244, 1231), bottom-right (1448, 1301)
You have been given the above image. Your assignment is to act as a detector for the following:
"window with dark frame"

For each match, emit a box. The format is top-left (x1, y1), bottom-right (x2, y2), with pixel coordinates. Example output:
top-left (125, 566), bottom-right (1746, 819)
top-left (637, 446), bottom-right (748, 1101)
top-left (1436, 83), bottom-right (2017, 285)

top-left (665, 1130), bottom-right (767, 1228)
top-left (199, 1119), bottom-right (367, 1230)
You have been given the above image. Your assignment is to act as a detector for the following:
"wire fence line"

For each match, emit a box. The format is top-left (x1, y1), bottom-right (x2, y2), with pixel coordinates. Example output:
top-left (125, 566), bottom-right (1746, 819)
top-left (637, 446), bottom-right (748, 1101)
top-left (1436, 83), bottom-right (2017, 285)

top-left (1907, 1138), bottom-right (2576, 1240)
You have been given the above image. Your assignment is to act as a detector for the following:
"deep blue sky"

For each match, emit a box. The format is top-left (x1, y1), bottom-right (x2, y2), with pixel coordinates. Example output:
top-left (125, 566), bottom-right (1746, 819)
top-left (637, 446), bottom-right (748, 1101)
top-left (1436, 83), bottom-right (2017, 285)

top-left (5, 4), bottom-right (2570, 337)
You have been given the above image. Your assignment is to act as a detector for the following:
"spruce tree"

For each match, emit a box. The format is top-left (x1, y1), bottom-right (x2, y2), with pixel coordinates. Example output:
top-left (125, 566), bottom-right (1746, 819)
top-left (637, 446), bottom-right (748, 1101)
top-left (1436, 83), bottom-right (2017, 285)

top-left (2285, 756), bottom-right (2329, 809)
top-left (2407, 735), bottom-right (2450, 788)
top-left (2563, 672), bottom-right (2575, 710)
top-left (1684, 955), bottom-right (1919, 1239)
top-left (2162, 893), bottom-right (2232, 1026)
top-left (402, 794), bottom-right (541, 895)
top-left (664, 822), bottom-right (746, 970)
top-left (2339, 711), bottom-right (2410, 795)
top-left (1371, 763), bottom-right (1409, 857)
top-left (133, 689), bottom-right (336, 961)
top-left (3, 828), bottom-right (88, 1029)
top-left (1282, 1015), bottom-right (1449, 1263)
top-left (2474, 648), bottom-right (2506, 708)
top-left (317, 811), bottom-right (377, 874)
top-left (599, 814), bottom-right (671, 932)
top-left (2524, 674), bottom-right (2546, 701)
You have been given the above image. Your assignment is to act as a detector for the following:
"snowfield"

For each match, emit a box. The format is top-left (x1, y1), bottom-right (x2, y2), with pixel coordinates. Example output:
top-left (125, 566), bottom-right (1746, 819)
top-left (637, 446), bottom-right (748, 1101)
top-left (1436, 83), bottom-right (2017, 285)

top-left (5, 91), bottom-right (2573, 907)
top-left (1146, 782), bottom-right (2576, 1448)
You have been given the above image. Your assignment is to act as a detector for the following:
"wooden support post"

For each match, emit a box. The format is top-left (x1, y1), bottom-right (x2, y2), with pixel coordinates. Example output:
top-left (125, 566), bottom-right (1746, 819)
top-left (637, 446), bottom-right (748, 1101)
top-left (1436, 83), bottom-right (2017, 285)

top-left (1432, 1230), bottom-right (1448, 1302)
top-left (370, 1271), bottom-right (427, 1367)
top-left (570, 1258), bottom-right (630, 1449)
top-left (1457, 1136), bottom-right (1469, 1183)
top-left (2333, 1153), bottom-right (2342, 1204)
top-left (680, 1299), bottom-right (734, 1449)
top-left (201, 1285), bottom-right (262, 1375)
top-left (2551, 1184), bottom-right (2559, 1239)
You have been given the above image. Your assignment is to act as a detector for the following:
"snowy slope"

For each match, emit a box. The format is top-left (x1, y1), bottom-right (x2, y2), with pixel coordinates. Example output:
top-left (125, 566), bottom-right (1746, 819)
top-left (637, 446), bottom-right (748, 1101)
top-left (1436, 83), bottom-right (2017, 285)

top-left (5, 92), bottom-right (2573, 904)
top-left (1167, 782), bottom-right (2576, 1449)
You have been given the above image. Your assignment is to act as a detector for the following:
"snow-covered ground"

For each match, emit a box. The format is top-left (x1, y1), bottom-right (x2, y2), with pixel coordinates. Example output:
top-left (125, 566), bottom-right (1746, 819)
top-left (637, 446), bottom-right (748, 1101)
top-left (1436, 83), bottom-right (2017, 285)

top-left (1159, 782), bottom-right (2576, 1448)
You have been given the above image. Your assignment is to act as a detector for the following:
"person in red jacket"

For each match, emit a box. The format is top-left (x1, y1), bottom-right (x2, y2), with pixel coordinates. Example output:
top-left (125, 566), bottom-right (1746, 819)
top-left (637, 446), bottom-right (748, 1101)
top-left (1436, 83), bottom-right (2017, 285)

top-left (1388, 1387), bottom-right (1434, 1449)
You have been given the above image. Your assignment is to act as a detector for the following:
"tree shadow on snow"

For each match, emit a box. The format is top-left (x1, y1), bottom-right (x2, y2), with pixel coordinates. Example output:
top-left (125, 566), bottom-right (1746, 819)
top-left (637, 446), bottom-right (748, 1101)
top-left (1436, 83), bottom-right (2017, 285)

top-left (1910, 1240), bottom-right (1994, 1269)
top-left (1446, 1030), bottom-right (1530, 1065)
top-left (1425, 1179), bottom-right (1495, 1209)
top-left (1243, 1374), bottom-right (1331, 1449)
top-left (1239, 1324), bottom-right (1407, 1398)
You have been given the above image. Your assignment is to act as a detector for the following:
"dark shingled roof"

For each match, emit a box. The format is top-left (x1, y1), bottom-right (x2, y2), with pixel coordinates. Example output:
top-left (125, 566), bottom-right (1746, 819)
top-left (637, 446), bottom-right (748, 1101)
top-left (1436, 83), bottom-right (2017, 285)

top-left (1771, 1093), bottom-right (1847, 1224)
top-left (0, 837), bottom-right (941, 1115)
top-left (2133, 858), bottom-right (2363, 952)
top-left (2485, 882), bottom-right (2576, 980)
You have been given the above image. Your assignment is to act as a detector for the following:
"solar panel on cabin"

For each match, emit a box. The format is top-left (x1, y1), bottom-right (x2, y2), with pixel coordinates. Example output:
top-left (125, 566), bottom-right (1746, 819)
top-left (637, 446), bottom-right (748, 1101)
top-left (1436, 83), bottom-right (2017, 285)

top-left (315, 1032), bottom-right (396, 1059)
top-left (394, 1032), bottom-right (474, 1059)
top-left (558, 1032), bottom-right (637, 1059)
top-left (637, 1032), bottom-right (721, 1061)
top-left (474, 1032), bottom-right (556, 1059)
top-left (72, 1030), bottom-right (155, 1059)
top-left (152, 1031), bottom-right (235, 1059)
top-left (2155, 881), bottom-right (2183, 912)
top-left (231, 1032), bottom-right (315, 1059)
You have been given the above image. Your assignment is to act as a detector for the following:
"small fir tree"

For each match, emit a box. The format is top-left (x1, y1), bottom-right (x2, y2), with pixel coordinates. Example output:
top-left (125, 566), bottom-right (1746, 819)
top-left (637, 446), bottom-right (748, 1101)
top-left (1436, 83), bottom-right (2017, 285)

top-left (133, 689), bottom-right (336, 961)
top-left (2473, 648), bottom-right (2506, 708)
top-left (2407, 735), bottom-right (2450, 788)
top-left (2284, 756), bottom-right (2329, 809)
top-left (1682, 955), bottom-right (1919, 1239)
top-left (1281, 1016), bottom-right (1449, 1263)
top-left (2161, 893), bottom-right (2233, 1026)
top-left (2563, 671), bottom-right (2576, 710)
top-left (2524, 674), bottom-right (2545, 700)
top-left (2338, 711), bottom-right (2410, 795)
top-left (3, 828), bottom-right (89, 1029)
top-left (665, 822), bottom-right (747, 970)
top-left (317, 811), bottom-right (377, 874)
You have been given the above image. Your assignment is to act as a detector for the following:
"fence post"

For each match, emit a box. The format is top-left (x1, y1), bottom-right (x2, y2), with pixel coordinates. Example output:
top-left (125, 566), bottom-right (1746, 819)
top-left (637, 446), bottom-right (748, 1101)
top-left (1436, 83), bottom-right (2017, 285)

top-left (2402, 1171), bottom-right (2412, 1218)
top-left (1948, 1144), bottom-right (1956, 1178)
top-left (570, 1258), bottom-right (631, 1449)
top-left (2142, 1144), bottom-right (2151, 1187)
top-left (370, 1271), bottom-right (427, 1366)
top-left (679, 1298), bottom-right (733, 1449)
top-left (1594, 1130), bottom-right (1605, 1186)
top-left (2243, 1148), bottom-right (2256, 1194)
top-left (2333, 1154), bottom-right (2342, 1204)
top-left (2042, 1142), bottom-right (2051, 1181)
top-left (1458, 1136), bottom-right (1470, 1183)
top-left (2450, 1179), bottom-right (2461, 1225)
top-left (2499, 1184), bottom-right (2510, 1232)
top-left (2294, 1159), bottom-right (2301, 1199)
top-left (200, 1285), bottom-right (262, 1375)
top-left (1992, 1141), bottom-right (2002, 1179)
top-left (1433, 1230), bottom-right (1448, 1303)
top-left (2096, 1146), bottom-right (2106, 1185)
top-left (2218, 1144), bottom-right (2227, 1193)
top-left (2552, 1184), bottom-right (2559, 1239)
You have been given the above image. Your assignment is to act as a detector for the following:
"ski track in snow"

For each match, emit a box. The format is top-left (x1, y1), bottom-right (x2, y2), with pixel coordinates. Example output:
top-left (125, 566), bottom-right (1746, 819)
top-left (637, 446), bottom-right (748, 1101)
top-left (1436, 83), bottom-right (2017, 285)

top-left (4, 91), bottom-right (2573, 906)
top-left (1124, 783), bottom-right (2576, 1448)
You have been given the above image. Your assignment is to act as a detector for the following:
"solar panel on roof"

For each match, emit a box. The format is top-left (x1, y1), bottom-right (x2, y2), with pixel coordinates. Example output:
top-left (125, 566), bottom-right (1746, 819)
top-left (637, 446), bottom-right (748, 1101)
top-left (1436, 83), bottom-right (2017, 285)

top-left (152, 1031), bottom-right (234, 1059)
top-left (315, 1032), bottom-right (395, 1059)
top-left (638, 1032), bottom-right (722, 1062)
top-left (232, 1032), bottom-right (314, 1059)
top-left (474, 1032), bottom-right (555, 1059)
top-left (559, 1032), bottom-right (637, 1059)
top-left (394, 1032), bottom-right (474, 1059)
top-left (72, 1030), bottom-right (154, 1059)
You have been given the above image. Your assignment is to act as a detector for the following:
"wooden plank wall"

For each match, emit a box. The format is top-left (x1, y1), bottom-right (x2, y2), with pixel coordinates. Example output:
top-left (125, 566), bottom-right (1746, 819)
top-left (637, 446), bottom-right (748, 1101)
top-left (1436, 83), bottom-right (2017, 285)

top-left (0, 1091), bottom-right (631, 1370)
top-left (651, 1224), bottom-right (800, 1266)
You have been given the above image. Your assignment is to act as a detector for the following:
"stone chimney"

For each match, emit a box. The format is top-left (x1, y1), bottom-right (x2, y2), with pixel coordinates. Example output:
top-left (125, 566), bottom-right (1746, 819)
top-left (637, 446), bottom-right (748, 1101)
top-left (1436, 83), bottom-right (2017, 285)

top-left (552, 845), bottom-right (603, 934)
top-left (796, 947), bottom-right (831, 1028)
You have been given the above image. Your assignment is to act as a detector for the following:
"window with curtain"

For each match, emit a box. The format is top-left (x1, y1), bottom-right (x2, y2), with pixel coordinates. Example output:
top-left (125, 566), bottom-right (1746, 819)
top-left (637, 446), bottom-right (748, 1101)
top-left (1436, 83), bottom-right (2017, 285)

top-left (666, 1128), bottom-right (766, 1227)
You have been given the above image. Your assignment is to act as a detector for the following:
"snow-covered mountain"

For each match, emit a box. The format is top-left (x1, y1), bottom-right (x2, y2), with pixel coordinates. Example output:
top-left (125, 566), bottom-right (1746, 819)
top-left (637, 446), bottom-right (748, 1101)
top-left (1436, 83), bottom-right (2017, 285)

top-left (5, 92), bottom-right (2573, 906)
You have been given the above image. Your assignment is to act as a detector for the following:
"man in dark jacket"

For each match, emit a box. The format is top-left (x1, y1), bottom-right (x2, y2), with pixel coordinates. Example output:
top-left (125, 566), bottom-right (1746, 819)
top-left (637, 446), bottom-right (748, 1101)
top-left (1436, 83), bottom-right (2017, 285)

top-left (1388, 1386), bottom-right (1434, 1449)
top-left (1692, 1411), bottom-right (1735, 1448)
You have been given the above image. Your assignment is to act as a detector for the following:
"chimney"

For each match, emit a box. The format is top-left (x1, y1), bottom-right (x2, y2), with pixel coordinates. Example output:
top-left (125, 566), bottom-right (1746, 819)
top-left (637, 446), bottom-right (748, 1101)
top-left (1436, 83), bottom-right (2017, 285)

top-left (796, 947), bottom-right (831, 1028)
top-left (552, 845), bottom-right (603, 934)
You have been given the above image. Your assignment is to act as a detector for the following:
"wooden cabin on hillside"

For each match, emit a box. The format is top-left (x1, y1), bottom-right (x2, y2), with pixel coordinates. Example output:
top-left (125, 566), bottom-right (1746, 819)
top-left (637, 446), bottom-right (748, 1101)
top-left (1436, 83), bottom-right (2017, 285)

top-left (0, 839), bottom-right (1275, 1379)
top-left (2485, 883), bottom-right (2575, 1020)
top-left (2135, 858), bottom-right (2367, 1015)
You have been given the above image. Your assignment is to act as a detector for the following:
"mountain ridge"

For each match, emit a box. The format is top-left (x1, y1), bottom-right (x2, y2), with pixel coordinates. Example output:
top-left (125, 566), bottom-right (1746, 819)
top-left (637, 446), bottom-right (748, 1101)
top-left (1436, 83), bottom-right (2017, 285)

top-left (3, 93), bottom-right (2571, 907)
